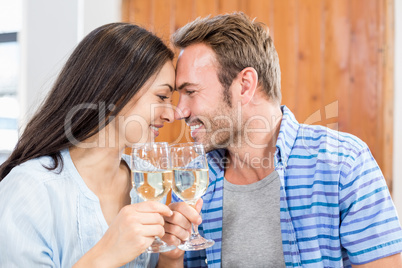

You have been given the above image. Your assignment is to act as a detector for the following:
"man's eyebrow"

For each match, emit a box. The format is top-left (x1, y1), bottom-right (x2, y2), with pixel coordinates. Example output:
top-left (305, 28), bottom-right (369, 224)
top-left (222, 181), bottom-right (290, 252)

top-left (177, 82), bottom-right (198, 91)
top-left (159, 84), bottom-right (174, 92)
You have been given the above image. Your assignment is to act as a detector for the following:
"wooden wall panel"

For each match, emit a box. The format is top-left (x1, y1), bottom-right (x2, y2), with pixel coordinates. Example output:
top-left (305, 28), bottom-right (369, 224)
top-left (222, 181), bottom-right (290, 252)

top-left (175, 0), bottom-right (194, 29)
top-left (195, 0), bottom-right (218, 17)
top-left (121, 0), bottom-right (394, 186)
top-left (129, 0), bottom-right (152, 28)
top-left (153, 0), bottom-right (173, 42)
top-left (243, 0), bottom-right (273, 33)
top-left (273, 0), bottom-right (297, 114)
top-left (322, 0), bottom-right (350, 131)
top-left (296, 0), bottom-right (323, 123)
top-left (218, 0), bottom-right (240, 14)
top-left (349, 1), bottom-right (381, 182)
top-left (381, 0), bottom-right (395, 191)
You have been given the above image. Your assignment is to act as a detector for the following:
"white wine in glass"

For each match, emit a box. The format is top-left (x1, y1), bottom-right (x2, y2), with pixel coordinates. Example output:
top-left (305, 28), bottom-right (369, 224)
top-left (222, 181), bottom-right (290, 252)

top-left (171, 168), bottom-right (209, 202)
top-left (171, 142), bottom-right (215, 251)
top-left (133, 170), bottom-right (173, 201)
top-left (131, 142), bottom-right (175, 253)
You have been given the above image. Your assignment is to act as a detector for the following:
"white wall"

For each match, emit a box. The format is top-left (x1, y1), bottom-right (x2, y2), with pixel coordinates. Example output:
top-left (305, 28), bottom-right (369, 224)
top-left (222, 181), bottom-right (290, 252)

top-left (79, 0), bottom-right (122, 40)
top-left (393, 0), bottom-right (402, 224)
top-left (19, 0), bottom-right (121, 125)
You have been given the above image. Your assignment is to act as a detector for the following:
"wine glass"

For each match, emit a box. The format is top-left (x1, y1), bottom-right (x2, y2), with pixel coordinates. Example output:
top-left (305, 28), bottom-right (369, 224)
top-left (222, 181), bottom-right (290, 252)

top-left (170, 142), bottom-right (215, 251)
top-left (131, 142), bottom-right (175, 253)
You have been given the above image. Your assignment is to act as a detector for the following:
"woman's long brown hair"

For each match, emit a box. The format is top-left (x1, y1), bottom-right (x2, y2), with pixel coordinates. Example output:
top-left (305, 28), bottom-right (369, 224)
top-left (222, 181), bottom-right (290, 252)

top-left (0, 23), bottom-right (173, 180)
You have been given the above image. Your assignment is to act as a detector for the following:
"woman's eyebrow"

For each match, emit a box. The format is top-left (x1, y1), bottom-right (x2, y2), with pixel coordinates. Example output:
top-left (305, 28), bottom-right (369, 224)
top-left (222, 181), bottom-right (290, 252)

top-left (158, 84), bottom-right (174, 92)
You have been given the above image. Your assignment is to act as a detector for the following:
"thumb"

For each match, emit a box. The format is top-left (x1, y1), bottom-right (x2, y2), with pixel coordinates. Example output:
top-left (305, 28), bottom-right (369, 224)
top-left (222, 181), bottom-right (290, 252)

top-left (195, 198), bottom-right (203, 213)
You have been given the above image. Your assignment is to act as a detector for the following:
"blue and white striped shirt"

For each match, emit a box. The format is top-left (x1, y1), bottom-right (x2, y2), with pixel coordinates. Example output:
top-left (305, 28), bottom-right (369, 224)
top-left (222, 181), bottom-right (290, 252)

top-left (172, 106), bottom-right (402, 267)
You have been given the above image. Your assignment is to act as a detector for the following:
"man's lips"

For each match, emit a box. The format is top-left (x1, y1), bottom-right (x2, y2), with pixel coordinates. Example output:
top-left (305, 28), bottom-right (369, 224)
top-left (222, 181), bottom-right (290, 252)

top-left (188, 123), bottom-right (204, 138)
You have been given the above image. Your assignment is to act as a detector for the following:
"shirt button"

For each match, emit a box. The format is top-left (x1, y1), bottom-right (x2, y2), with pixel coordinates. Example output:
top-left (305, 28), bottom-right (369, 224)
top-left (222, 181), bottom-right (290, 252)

top-left (205, 258), bottom-right (208, 264)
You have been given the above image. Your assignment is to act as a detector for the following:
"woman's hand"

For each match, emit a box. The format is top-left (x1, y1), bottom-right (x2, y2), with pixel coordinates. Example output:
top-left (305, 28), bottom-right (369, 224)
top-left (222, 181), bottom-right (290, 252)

top-left (157, 199), bottom-right (203, 268)
top-left (74, 201), bottom-right (173, 268)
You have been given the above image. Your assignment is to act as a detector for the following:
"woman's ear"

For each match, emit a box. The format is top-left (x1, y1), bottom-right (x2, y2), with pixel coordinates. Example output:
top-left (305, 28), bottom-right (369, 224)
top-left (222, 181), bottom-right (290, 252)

top-left (239, 67), bottom-right (258, 105)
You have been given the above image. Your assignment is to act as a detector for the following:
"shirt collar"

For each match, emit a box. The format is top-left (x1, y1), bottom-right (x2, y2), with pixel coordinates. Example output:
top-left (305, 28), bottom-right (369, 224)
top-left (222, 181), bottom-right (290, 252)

top-left (275, 105), bottom-right (300, 167)
top-left (206, 148), bottom-right (226, 175)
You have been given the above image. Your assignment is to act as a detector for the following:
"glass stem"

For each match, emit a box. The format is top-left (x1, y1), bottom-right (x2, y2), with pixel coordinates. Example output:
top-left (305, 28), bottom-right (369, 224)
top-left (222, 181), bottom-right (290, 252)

top-left (191, 223), bottom-right (199, 236)
top-left (188, 201), bottom-right (200, 237)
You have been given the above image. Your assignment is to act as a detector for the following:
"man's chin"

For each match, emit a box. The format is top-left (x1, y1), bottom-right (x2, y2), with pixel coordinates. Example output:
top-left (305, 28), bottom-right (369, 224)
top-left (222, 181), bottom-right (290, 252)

top-left (197, 139), bottom-right (219, 153)
top-left (192, 134), bottom-right (227, 153)
top-left (191, 135), bottom-right (209, 151)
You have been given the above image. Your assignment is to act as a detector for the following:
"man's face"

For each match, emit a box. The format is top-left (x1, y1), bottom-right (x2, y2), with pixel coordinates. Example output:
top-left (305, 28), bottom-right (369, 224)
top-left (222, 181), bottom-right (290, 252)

top-left (175, 43), bottom-right (240, 152)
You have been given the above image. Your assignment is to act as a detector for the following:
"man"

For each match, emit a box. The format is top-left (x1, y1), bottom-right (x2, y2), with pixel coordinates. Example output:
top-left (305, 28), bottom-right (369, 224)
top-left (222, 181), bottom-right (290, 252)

top-left (158, 13), bottom-right (402, 267)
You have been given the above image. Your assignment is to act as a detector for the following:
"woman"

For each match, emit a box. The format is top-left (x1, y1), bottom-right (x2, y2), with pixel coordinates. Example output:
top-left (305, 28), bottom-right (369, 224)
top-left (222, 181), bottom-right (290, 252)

top-left (0, 23), bottom-right (175, 267)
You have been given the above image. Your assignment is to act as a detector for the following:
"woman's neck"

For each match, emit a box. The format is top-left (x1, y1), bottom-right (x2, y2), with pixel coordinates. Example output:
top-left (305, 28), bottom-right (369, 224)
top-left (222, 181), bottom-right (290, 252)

top-left (69, 144), bottom-right (129, 194)
top-left (69, 145), bottom-right (132, 225)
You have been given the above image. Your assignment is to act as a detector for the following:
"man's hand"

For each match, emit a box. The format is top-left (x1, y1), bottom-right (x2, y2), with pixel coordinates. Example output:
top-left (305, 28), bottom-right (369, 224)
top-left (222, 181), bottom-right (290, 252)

top-left (157, 199), bottom-right (203, 268)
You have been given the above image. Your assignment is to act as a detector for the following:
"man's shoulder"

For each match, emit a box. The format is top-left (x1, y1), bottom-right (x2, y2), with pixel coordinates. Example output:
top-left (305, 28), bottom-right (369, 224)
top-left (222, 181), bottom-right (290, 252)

top-left (290, 124), bottom-right (370, 171)
top-left (296, 124), bottom-right (367, 153)
top-left (297, 124), bottom-right (366, 148)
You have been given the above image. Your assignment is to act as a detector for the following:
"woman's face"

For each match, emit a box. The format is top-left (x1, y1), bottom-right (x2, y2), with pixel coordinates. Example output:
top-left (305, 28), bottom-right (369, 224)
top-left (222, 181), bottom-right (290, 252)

top-left (118, 61), bottom-right (175, 145)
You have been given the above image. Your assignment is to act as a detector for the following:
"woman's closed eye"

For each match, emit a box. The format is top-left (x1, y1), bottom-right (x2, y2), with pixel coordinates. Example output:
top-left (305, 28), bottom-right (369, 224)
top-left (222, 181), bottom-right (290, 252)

top-left (157, 95), bottom-right (169, 101)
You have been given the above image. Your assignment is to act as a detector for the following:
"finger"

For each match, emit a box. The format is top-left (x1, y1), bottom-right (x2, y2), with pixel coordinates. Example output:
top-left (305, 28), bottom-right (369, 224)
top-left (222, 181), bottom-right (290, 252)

top-left (164, 222), bottom-right (190, 242)
top-left (134, 201), bottom-right (173, 217)
top-left (169, 202), bottom-right (202, 225)
top-left (138, 212), bottom-right (165, 226)
top-left (161, 233), bottom-right (183, 247)
top-left (139, 224), bottom-right (166, 238)
top-left (164, 210), bottom-right (192, 230)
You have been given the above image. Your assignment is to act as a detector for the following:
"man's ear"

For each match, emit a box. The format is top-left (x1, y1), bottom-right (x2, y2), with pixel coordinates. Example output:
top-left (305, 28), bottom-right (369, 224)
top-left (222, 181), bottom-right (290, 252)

top-left (239, 67), bottom-right (258, 105)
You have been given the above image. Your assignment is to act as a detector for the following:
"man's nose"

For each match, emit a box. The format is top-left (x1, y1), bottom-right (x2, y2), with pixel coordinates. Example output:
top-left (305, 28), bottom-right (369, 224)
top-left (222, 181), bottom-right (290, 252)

top-left (174, 105), bottom-right (190, 120)
top-left (174, 96), bottom-right (191, 120)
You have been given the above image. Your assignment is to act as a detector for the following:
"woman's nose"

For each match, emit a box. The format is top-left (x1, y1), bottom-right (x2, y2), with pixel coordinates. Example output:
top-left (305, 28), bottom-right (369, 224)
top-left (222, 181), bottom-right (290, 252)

top-left (161, 104), bottom-right (174, 123)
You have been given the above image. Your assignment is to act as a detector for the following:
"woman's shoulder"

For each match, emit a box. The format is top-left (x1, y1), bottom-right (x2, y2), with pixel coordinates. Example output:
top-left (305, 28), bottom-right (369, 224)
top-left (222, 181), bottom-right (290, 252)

top-left (0, 157), bottom-right (54, 218)
top-left (1, 152), bottom-right (71, 189)
top-left (9, 155), bottom-right (60, 181)
top-left (0, 156), bottom-right (60, 261)
top-left (0, 153), bottom-right (74, 218)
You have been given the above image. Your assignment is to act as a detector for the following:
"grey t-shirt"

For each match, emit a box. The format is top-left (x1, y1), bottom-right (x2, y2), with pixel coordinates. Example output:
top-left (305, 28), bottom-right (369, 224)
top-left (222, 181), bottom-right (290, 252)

top-left (222, 170), bottom-right (286, 267)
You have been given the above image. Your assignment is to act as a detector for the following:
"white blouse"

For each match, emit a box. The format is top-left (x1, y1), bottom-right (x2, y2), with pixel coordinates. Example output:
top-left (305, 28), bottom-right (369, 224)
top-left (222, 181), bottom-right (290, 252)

top-left (0, 149), bottom-right (158, 267)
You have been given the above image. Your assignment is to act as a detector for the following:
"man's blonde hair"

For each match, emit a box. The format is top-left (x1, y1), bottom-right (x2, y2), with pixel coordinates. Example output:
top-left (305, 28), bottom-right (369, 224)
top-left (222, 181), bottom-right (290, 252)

top-left (172, 12), bottom-right (281, 104)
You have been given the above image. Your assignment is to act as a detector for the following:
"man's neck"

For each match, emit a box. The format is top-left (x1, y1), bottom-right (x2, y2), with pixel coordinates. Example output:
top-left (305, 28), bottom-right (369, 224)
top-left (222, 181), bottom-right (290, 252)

top-left (224, 104), bottom-right (282, 185)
